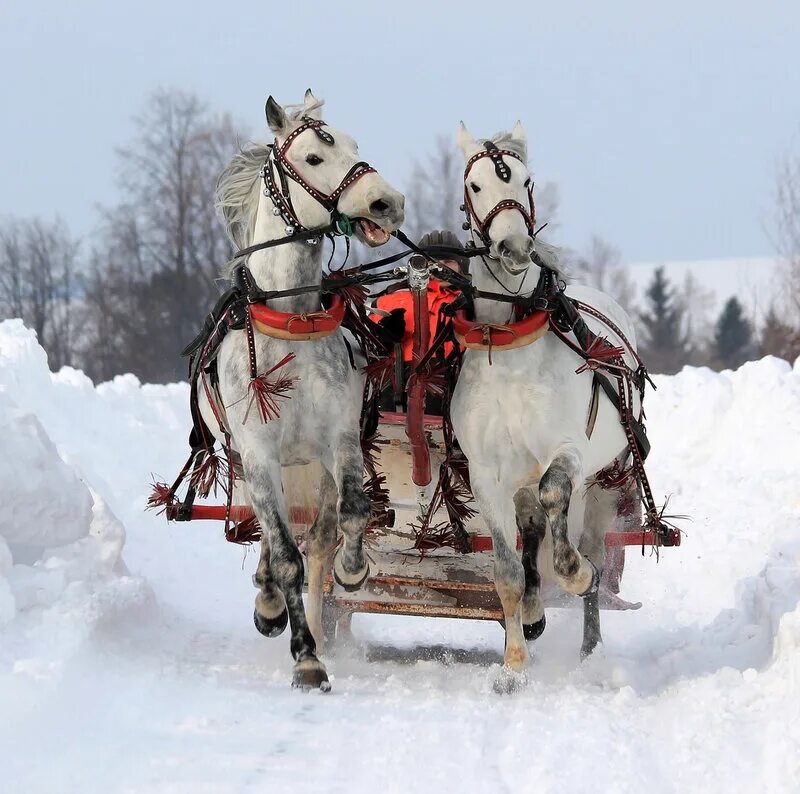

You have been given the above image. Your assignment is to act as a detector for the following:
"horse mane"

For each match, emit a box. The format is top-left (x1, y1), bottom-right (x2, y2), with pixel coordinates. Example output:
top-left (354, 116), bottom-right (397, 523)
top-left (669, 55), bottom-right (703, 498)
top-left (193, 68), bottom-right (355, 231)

top-left (215, 101), bottom-right (326, 270)
top-left (486, 131), bottom-right (527, 161)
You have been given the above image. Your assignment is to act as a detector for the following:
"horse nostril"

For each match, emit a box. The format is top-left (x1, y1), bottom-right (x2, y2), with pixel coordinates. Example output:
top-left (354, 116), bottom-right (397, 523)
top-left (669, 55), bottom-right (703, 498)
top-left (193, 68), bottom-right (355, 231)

top-left (369, 198), bottom-right (390, 216)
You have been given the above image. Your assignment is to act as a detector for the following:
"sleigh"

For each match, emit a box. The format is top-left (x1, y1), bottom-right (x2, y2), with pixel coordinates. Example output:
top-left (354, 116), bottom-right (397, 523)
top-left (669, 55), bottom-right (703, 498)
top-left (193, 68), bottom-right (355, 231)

top-left (166, 258), bottom-right (680, 634)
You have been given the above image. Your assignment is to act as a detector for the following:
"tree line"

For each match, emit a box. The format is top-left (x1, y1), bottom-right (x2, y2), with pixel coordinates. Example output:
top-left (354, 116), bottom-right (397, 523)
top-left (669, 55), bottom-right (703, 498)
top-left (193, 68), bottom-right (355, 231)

top-left (1, 88), bottom-right (799, 381)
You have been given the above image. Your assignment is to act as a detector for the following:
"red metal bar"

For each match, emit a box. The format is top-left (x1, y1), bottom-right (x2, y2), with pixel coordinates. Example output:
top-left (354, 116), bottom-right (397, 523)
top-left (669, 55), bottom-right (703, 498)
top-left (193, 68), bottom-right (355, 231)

top-left (379, 411), bottom-right (443, 428)
top-left (406, 264), bottom-right (431, 487)
top-left (469, 528), bottom-right (681, 552)
top-left (166, 504), bottom-right (317, 525)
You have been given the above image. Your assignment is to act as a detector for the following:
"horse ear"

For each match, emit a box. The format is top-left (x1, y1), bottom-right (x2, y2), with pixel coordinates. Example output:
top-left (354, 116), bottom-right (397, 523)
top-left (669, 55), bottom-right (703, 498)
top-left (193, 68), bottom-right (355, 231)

top-left (510, 120), bottom-right (527, 156)
top-left (457, 121), bottom-right (477, 156)
top-left (303, 88), bottom-right (322, 119)
top-left (265, 96), bottom-right (286, 134)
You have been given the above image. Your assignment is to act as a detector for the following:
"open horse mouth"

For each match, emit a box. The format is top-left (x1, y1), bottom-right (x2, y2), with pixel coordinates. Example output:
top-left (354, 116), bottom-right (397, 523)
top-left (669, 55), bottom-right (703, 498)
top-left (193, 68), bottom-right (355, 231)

top-left (355, 218), bottom-right (391, 247)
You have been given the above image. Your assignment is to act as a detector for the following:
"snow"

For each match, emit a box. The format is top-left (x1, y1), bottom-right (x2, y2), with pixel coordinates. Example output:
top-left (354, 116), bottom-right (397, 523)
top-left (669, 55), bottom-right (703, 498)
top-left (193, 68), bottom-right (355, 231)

top-left (1, 318), bottom-right (799, 793)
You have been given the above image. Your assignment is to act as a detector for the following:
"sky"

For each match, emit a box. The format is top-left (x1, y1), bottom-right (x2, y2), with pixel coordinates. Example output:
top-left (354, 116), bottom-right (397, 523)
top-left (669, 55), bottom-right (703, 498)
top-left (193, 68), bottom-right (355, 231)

top-left (1, 0), bottom-right (799, 264)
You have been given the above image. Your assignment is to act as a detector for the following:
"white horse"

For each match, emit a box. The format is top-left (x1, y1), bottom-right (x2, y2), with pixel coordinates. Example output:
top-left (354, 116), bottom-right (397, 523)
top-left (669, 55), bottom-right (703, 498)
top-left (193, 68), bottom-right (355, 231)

top-left (204, 92), bottom-right (404, 690)
top-left (450, 122), bottom-right (641, 684)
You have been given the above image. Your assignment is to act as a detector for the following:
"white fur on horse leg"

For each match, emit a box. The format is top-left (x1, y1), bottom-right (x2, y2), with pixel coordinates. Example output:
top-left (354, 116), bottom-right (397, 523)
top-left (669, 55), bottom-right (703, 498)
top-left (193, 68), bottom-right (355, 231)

top-left (473, 470), bottom-right (529, 672)
top-left (305, 469), bottom-right (338, 652)
top-left (305, 555), bottom-right (326, 651)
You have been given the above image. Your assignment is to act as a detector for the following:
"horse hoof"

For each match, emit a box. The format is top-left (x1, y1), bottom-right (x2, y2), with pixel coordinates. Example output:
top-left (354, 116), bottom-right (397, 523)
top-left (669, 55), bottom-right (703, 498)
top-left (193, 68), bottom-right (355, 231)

top-left (492, 665), bottom-right (527, 695)
top-left (292, 658), bottom-right (331, 692)
top-left (332, 549), bottom-right (370, 592)
top-left (523, 613), bottom-right (546, 642)
top-left (253, 607), bottom-right (288, 638)
top-left (580, 638), bottom-right (602, 660)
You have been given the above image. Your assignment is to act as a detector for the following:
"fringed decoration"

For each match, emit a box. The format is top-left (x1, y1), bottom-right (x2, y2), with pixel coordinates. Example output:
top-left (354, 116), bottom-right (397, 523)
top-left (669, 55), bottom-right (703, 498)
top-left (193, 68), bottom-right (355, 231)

top-left (225, 515), bottom-right (262, 545)
top-left (575, 336), bottom-right (625, 375)
top-left (642, 498), bottom-right (686, 554)
top-left (410, 520), bottom-right (464, 553)
top-left (589, 458), bottom-right (636, 491)
top-left (364, 471), bottom-right (392, 529)
top-left (244, 353), bottom-right (298, 424)
top-left (189, 448), bottom-right (229, 499)
top-left (147, 481), bottom-right (174, 514)
top-left (363, 351), bottom-right (396, 394)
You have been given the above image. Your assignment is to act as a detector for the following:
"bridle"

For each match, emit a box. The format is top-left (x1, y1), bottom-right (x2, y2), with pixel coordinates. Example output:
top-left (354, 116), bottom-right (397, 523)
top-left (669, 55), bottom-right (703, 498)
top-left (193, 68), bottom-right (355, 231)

top-left (259, 116), bottom-right (376, 240)
top-left (461, 141), bottom-right (536, 251)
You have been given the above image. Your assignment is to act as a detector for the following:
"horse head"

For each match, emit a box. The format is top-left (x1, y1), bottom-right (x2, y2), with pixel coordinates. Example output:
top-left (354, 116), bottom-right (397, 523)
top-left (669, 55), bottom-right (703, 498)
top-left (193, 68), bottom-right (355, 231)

top-left (457, 120), bottom-right (535, 275)
top-left (264, 90), bottom-right (404, 247)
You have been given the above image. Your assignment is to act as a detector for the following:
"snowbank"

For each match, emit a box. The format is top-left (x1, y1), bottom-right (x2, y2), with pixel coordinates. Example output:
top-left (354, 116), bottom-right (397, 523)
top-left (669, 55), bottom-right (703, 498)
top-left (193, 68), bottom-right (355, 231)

top-left (0, 320), bottom-right (146, 642)
top-left (0, 319), bottom-right (799, 793)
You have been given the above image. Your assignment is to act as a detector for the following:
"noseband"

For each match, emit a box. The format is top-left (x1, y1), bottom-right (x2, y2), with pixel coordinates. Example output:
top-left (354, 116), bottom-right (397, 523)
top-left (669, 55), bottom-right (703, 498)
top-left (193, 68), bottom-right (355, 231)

top-left (260, 116), bottom-right (376, 237)
top-left (461, 141), bottom-right (536, 250)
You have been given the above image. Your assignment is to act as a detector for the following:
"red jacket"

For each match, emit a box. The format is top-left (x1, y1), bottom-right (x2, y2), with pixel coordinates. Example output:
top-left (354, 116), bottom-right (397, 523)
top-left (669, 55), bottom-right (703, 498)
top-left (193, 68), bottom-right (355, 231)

top-left (374, 280), bottom-right (459, 362)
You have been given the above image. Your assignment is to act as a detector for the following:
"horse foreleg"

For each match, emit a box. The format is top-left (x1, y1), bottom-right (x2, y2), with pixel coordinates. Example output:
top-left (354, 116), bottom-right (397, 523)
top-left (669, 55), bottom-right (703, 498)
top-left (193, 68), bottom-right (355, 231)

top-left (473, 469), bottom-right (528, 680)
top-left (330, 432), bottom-right (370, 591)
top-left (245, 454), bottom-right (329, 691)
top-left (242, 474), bottom-right (288, 638)
top-left (305, 468), bottom-right (338, 651)
top-left (514, 486), bottom-right (547, 642)
top-left (540, 449), bottom-right (599, 597)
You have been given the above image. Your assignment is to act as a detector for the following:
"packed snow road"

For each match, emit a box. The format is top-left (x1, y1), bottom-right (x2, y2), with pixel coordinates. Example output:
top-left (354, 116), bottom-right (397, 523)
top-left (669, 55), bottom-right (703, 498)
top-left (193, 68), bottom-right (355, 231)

top-left (1, 319), bottom-right (798, 793)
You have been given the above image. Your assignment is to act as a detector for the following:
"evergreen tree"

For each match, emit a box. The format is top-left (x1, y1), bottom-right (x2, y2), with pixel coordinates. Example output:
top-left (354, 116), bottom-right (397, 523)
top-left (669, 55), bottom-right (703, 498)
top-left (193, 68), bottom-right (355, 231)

top-left (713, 297), bottom-right (752, 369)
top-left (637, 266), bottom-right (690, 374)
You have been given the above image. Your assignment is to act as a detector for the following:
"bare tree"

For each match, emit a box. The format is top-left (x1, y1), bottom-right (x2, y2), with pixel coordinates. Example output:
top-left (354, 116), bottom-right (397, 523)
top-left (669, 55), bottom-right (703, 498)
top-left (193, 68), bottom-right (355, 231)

top-left (675, 271), bottom-right (717, 363)
top-left (404, 136), bottom-right (464, 241)
top-left (773, 142), bottom-right (800, 321)
top-left (85, 89), bottom-right (244, 382)
top-left (572, 235), bottom-right (636, 314)
top-left (0, 217), bottom-right (79, 369)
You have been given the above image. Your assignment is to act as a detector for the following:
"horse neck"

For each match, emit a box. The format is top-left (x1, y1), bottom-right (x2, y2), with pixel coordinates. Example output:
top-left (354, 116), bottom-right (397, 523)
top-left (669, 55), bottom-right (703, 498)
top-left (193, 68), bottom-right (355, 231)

top-left (246, 197), bottom-right (324, 313)
top-left (470, 256), bottom-right (541, 325)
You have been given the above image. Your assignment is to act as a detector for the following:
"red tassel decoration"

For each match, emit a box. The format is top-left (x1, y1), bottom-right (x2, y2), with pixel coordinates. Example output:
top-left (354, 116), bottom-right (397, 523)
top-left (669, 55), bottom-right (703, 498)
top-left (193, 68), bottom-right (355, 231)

top-left (575, 336), bottom-right (625, 374)
top-left (189, 450), bottom-right (229, 499)
top-left (225, 515), bottom-right (262, 545)
top-left (147, 482), bottom-right (174, 512)
top-left (244, 353), bottom-right (298, 424)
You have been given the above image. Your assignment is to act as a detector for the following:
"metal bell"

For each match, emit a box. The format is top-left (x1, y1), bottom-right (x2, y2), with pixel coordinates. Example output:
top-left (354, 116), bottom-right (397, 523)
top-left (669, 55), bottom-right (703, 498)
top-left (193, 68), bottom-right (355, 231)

top-left (263, 188), bottom-right (270, 197)
top-left (272, 207), bottom-right (281, 216)
top-left (462, 221), bottom-right (470, 230)
top-left (285, 225), bottom-right (295, 236)
top-left (459, 204), bottom-right (465, 211)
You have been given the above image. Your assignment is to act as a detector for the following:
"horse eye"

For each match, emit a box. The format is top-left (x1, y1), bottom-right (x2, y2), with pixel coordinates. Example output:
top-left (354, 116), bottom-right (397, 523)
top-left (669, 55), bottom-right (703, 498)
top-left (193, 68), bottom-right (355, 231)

top-left (470, 182), bottom-right (481, 193)
top-left (306, 153), bottom-right (323, 166)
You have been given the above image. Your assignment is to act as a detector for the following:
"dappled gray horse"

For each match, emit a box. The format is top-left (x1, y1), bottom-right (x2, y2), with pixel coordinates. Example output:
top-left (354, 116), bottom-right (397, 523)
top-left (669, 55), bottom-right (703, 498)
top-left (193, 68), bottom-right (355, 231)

top-left (203, 92), bottom-right (403, 690)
